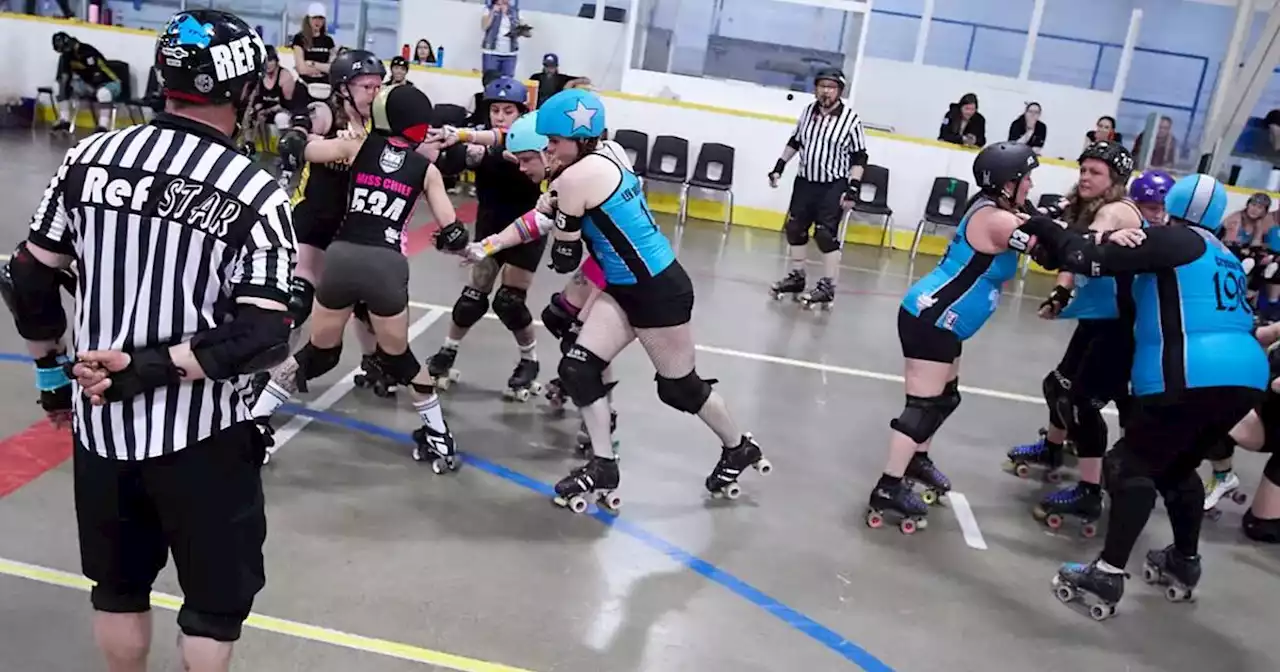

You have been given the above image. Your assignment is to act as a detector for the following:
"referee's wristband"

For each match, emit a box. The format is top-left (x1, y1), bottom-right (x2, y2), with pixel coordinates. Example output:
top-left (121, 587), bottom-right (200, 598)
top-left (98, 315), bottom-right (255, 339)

top-left (771, 158), bottom-right (786, 177)
top-left (845, 178), bottom-right (861, 201)
top-left (102, 348), bottom-right (185, 403)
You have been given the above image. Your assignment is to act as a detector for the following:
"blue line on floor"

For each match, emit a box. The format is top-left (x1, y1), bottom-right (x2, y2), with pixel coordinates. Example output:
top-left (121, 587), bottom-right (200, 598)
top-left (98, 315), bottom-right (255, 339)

top-left (0, 350), bottom-right (891, 671)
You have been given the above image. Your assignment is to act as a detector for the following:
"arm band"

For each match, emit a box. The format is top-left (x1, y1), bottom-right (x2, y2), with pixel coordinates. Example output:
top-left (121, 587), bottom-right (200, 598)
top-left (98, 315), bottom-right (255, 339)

top-left (786, 137), bottom-right (801, 151)
top-left (772, 158), bottom-right (786, 175)
top-left (513, 211), bottom-right (540, 243)
top-left (189, 304), bottom-right (293, 381)
top-left (556, 211), bottom-right (583, 233)
top-left (5, 242), bottom-right (69, 342)
top-left (851, 150), bottom-right (869, 167)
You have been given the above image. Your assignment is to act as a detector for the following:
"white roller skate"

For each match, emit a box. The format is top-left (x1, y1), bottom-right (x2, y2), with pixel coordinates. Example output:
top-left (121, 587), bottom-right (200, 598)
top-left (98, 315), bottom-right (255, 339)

top-left (412, 425), bottom-right (462, 474)
top-left (1203, 471), bottom-right (1246, 521)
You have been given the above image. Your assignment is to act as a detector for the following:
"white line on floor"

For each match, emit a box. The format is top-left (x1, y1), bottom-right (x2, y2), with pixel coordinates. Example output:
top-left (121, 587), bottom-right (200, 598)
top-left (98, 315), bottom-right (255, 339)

top-left (267, 309), bottom-right (445, 456)
top-left (948, 492), bottom-right (988, 551)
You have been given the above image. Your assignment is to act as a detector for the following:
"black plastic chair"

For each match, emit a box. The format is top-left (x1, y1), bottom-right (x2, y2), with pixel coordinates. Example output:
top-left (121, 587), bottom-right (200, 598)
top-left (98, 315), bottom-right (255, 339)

top-left (836, 164), bottom-right (891, 246)
top-left (645, 134), bottom-right (690, 217)
top-left (36, 60), bottom-right (136, 131)
top-left (612, 129), bottom-right (649, 177)
top-left (1037, 193), bottom-right (1064, 211)
top-left (910, 177), bottom-right (969, 261)
top-left (432, 103), bottom-right (468, 128)
top-left (686, 142), bottom-right (735, 229)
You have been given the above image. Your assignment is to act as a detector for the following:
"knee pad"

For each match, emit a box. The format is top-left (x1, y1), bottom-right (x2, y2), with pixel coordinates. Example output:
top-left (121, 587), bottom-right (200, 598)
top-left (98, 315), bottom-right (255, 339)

top-left (273, 110), bottom-right (292, 129)
top-left (177, 607), bottom-right (250, 643)
top-left (890, 384), bottom-right (961, 444)
top-left (1206, 435), bottom-right (1236, 462)
top-left (451, 286), bottom-right (490, 328)
top-left (1042, 369), bottom-right (1072, 431)
top-left (294, 342), bottom-right (341, 382)
top-left (287, 277), bottom-right (315, 328)
top-left (557, 346), bottom-right (609, 407)
top-left (655, 370), bottom-right (717, 414)
top-left (353, 302), bottom-right (372, 328)
top-left (95, 86), bottom-right (114, 104)
top-left (784, 217), bottom-right (810, 246)
top-left (1102, 440), bottom-right (1155, 493)
top-left (89, 584), bottom-right (152, 614)
top-left (1065, 399), bottom-right (1107, 458)
top-left (812, 225), bottom-right (840, 254)
top-left (1242, 257), bottom-right (1257, 275)
top-left (1266, 452), bottom-right (1280, 484)
top-left (1160, 469), bottom-right (1205, 510)
top-left (492, 285), bottom-right (533, 332)
top-left (375, 347), bottom-right (421, 384)
top-left (1265, 261), bottom-right (1279, 282)
top-left (540, 292), bottom-right (581, 341)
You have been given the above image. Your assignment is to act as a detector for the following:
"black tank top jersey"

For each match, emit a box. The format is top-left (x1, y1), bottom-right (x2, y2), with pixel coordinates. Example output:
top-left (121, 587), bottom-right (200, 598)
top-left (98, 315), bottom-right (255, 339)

top-left (258, 73), bottom-right (283, 108)
top-left (294, 101), bottom-right (351, 215)
top-left (337, 135), bottom-right (429, 250)
top-left (473, 144), bottom-right (542, 224)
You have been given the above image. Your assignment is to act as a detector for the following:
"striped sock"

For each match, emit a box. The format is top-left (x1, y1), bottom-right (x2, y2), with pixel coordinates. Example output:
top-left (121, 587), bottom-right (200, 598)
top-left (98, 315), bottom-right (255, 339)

top-left (414, 395), bottom-right (447, 433)
top-left (519, 340), bottom-right (537, 362)
top-left (251, 381), bottom-right (291, 419)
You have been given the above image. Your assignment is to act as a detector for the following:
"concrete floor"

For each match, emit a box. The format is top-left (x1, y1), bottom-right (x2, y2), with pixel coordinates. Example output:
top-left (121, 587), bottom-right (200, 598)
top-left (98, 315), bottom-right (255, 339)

top-left (0, 130), bottom-right (1277, 672)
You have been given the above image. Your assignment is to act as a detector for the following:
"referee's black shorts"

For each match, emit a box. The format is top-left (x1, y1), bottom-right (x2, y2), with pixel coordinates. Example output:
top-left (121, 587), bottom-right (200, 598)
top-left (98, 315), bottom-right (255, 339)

top-left (785, 177), bottom-right (845, 251)
top-left (74, 421), bottom-right (268, 642)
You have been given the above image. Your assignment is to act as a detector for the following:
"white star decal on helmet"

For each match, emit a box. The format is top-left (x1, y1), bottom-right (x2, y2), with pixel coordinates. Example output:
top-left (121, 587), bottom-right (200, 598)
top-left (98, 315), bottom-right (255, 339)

top-left (566, 100), bottom-right (597, 131)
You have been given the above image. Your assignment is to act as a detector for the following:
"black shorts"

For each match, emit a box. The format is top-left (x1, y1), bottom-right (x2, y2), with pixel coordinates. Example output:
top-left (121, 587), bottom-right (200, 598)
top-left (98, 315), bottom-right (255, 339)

top-left (314, 241), bottom-right (410, 316)
top-left (475, 208), bottom-right (548, 273)
top-left (606, 260), bottom-right (695, 329)
top-left (1258, 391), bottom-right (1280, 453)
top-left (1123, 387), bottom-right (1263, 487)
top-left (1056, 319), bottom-right (1133, 404)
top-left (786, 178), bottom-right (843, 234)
top-left (293, 197), bottom-right (345, 250)
top-left (898, 307), bottom-right (962, 363)
top-left (74, 421), bottom-right (267, 642)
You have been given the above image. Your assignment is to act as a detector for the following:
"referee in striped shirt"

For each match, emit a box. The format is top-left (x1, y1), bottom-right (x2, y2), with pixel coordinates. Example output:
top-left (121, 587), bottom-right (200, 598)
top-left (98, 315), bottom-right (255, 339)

top-left (2, 10), bottom-right (291, 671)
top-left (768, 67), bottom-right (869, 308)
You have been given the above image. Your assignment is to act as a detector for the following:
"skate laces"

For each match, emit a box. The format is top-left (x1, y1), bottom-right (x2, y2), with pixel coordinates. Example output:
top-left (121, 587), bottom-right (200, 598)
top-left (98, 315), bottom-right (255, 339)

top-left (1045, 485), bottom-right (1084, 505)
top-left (1010, 438), bottom-right (1046, 458)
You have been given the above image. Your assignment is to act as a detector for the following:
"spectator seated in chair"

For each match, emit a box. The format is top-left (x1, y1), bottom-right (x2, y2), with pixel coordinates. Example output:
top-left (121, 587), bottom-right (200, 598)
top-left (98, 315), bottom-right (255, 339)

top-left (50, 31), bottom-right (122, 133)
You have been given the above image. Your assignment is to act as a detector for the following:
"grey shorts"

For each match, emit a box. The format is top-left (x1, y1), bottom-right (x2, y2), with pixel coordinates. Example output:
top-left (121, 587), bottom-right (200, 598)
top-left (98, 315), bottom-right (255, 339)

top-left (314, 241), bottom-right (410, 317)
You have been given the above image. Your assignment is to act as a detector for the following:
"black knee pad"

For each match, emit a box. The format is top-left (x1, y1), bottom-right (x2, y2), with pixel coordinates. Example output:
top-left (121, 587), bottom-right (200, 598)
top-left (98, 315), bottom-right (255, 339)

top-left (655, 370), bottom-right (716, 414)
top-left (1042, 369), bottom-right (1071, 431)
top-left (1065, 398), bottom-right (1107, 458)
top-left (557, 346), bottom-right (610, 407)
top-left (890, 383), bottom-right (961, 444)
top-left (177, 606), bottom-right (251, 643)
top-left (353, 302), bottom-right (372, 328)
top-left (375, 347), bottom-right (421, 384)
top-left (784, 216), bottom-right (810, 246)
top-left (1266, 452), bottom-right (1280, 484)
top-left (90, 584), bottom-right (152, 614)
top-left (492, 285), bottom-right (533, 332)
top-left (1265, 260), bottom-right (1280, 285)
top-left (540, 293), bottom-right (581, 341)
top-left (1207, 435), bottom-right (1236, 462)
top-left (1102, 440), bottom-right (1155, 493)
top-left (294, 342), bottom-right (342, 382)
top-left (287, 277), bottom-right (314, 328)
top-left (813, 224), bottom-right (840, 254)
top-left (1160, 469), bottom-right (1205, 510)
top-left (451, 286), bottom-right (490, 328)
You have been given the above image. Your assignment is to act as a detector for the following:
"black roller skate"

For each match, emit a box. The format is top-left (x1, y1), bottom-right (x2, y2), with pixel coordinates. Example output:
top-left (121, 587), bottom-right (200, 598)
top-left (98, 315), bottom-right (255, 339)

top-left (426, 346), bottom-right (461, 390)
top-left (256, 418), bottom-right (277, 465)
top-left (866, 478), bottom-right (929, 534)
top-left (1033, 483), bottom-right (1103, 537)
top-left (241, 140), bottom-right (259, 160)
top-left (50, 120), bottom-right (72, 136)
top-left (412, 425), bottom-right (461, 474)
top-left (503, 358), bottom-right (542, 402)
top-left (1052, 559), bottom-right (1125, 621)
top-left (353, 353), bottom-right (397, 398)
top-left (705, 434), bottom-right (772, 500)
top-left (798, 277), bottom-right (835, 310)
top-left (553, 454), bottom-right (621, 513)
top-left (575, 411), bottom-right (619, 458)
top-left (1141, 545), bottom-right (1200, 602)
top-left (543, 378), bottom-right (568, 412)
top-left (769, 269), bottom-right (805, 301)
top-left (904, 452), bottom-right (951, 506)
top-left (1004, 430), bottom-right (1067, 483)
top-left (1242, 509), bottom-right (1280, 543)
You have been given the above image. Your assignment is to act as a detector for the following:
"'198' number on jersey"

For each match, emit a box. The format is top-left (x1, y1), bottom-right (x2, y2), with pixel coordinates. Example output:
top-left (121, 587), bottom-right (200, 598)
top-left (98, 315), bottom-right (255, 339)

top-left (1213, 270), bottom-right (1252, 313)
top-left (351, 187), bottom-right (406, 221)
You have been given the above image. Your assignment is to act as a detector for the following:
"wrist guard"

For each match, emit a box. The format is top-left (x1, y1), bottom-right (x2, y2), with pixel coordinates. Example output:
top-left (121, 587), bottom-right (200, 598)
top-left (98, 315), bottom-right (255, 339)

top-left (845, 178), bottom-right (861, 201)
top-left (278, 128), bottom-right (308, 173)
top-left (1040, 285), bottom-right (1072, 315)
top-left (35, 352), bottom-right (73, 415)
top-left (102, 348), bottom-right (184, 403)
top-left (437, 221), bottom-right (470, 252)
top-left (771, 158), bottom-right (786, 177)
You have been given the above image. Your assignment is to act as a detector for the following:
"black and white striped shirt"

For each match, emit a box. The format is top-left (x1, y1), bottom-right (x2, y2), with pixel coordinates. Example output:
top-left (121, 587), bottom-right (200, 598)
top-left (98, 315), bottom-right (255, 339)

top-left (790, 101), bottom-right (868, 183)
top-left (28, 114), bottom-right (296, 460)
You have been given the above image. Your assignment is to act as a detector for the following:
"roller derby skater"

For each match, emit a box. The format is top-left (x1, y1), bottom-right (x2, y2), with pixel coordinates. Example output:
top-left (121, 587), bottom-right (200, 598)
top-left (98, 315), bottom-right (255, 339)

top-left (1220, 193), bottom-right (1273, 318)
top-left (766, 67), bottom-right (867, 308)
top-left (1203, 328), bottom-right (1280, 523)
top-left (50, 31), bottom-right (124, 134)
top-left (870, 142), bottom-right (1040, 533)
top-left (530, 89), bottom-right (768, 509)
top-left (252, 85), bottom-right (471, 470)
top-left (1018, 173), bottom-right (1265, 617)
top-left (425, 77), bottom-right (546, 401)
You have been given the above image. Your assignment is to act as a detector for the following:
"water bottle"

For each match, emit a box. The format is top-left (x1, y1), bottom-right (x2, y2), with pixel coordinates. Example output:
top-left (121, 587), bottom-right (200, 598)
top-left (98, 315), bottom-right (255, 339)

top-left (436, 46), bottom-right (445, 68)
top-left (402, 44), bottom-right (411, 61)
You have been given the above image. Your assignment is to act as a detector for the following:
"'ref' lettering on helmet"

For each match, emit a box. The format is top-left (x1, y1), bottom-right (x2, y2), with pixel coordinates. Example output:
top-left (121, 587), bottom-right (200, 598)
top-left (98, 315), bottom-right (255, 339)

top-left (210, 34), bottom-right (266, 83)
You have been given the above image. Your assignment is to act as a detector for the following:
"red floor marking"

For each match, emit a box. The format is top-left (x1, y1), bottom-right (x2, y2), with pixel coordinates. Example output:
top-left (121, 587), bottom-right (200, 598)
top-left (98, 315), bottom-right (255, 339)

top-left (0, 419), bottom-right (72, 498)
top-left (405, 200), bottom-right (479, 258)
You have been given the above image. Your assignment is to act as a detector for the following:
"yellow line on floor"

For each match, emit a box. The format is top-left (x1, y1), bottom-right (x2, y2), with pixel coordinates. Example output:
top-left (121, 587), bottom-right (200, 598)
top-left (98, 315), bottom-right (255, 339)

top-left (0, 556), bottom-right (537, 672)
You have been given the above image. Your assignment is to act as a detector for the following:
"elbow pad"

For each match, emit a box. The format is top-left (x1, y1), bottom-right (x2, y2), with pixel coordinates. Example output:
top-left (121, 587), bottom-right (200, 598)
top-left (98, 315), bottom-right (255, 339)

top-left (4, 243), bottom-right (69, 342)
top-left (189, 304), bottom-right (293, 381)
top-left (278, 129), bottom-right (309, 173)
top-left (289, 112), bottom-right (313, 133)
top-left (850, 150), bottom-right (869, 167)
top-left (555, 211), bottom-right (583, 234)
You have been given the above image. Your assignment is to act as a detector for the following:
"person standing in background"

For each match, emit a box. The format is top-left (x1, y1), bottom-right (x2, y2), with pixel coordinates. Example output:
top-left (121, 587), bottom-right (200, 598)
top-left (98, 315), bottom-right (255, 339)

top-left (481, 0), bottom-right (523, 78)
top-left (767, 67), bottom-right (869, 310)
top-left (291, 2), bottom-right (337, 108)
top-left (1008, 102), bottom-right (1047, 155)
top-left (1132, 116), bottom-right (1177, 169)
top-left (938, 93), bottom-right (986, 148)
top-left (530, 53), bottom-right (590, 107)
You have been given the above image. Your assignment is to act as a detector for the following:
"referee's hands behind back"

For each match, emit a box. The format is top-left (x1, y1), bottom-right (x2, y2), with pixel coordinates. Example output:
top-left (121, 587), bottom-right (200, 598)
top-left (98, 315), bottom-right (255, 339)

top-left (69, 350), bottom-right (130, 407)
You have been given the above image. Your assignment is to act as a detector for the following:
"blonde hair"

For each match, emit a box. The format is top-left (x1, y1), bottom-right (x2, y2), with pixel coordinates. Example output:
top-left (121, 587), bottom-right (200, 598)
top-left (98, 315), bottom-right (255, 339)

top-left (1062, 181), bottom-right (1127, 233)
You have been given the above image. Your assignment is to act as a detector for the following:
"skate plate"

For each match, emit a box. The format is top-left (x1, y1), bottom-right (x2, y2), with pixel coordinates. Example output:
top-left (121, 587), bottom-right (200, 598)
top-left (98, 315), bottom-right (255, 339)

top-left (1033, 505), bottom-right (1099, 538)
top-left (502, 380), bottom-right (544, 402)
top-left (553, 489), bottom-right (621, 514)
top-left (1003, 459), bottom-right (1066, 484)
top-left (769, 289), bottom-right (801, 302)
top-left (865, 507), bottom-right (928, 534)
top-left (1052, 574), bottom-right (1117, 621)
top-left (1141, 561), bottom-right (1196, 602)
top-left (429, 368), bottom-right (462, 391)
top-left (412, 447), bottom-right (462, 474)
top-left (800, 299), bottom-right (833, 311)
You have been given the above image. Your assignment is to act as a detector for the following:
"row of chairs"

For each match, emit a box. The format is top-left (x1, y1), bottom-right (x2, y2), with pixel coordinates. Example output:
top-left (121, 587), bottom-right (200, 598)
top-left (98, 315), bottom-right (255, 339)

top-left (609, 130), bottom-right (737, 229)
top-left (34, 59), bottom-right (155, 130)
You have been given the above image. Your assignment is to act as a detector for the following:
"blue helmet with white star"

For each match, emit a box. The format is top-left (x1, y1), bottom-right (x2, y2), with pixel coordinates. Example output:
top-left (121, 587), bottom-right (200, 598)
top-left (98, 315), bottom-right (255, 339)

top-left (1165, 173), bottom-right (1228, 234)
top-left (535, 88), bottom-right (606, 139)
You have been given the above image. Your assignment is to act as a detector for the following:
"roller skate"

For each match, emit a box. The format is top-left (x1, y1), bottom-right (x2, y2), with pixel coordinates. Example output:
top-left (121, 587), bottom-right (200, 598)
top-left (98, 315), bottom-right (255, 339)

top-left (1141, 545), bottom-right (1200, 603)
top-left (543, 378), bottom-right (568, 412)
top-left (353, 353), bottom-right (397, 398)
top-left (1004, 430), bottom-right (1067, 483)
top-left (1242, 509), bottom-right (1280, 543)
top-left (1203, 471), bottom-right (1246, 521)
top-left (769, 269), bottom-right (805, 301)
top-left (574, 411), bottom-right (619, 458)
top-left (426, 346), bottom-right (461, 390)
top-left (705, 434), bottom-right (772, 500)
top-left (256, 418), bottom-right (277, 465)
top-left (50, 120), bottom-right (72, 136)
top-left (412, 425), bottom-right (461, 474)
top-left (904, 452), bottom-right (951, 506)
top-left (798, 277), bottom-right (835, 310)
top-left (1052, 559), bottom-right (1125, 621)
top-left (552, 454), bottom-right (621, 514)
top-left (866, 477), bottom-right (929, 534)
top-left (502, 358), bottom-right (543, 402)
top-left (1033, 483), bottom-right (1103, 537)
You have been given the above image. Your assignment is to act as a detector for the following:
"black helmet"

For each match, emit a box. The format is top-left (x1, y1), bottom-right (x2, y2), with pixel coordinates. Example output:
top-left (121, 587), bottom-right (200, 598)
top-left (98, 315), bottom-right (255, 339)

top-left (390, 56), bottom-right (408, 69)
top-left (329, 49), bottom-right (386, 88)
top-left (1078, 141), bottom-right (1134, 180)
top-left (52, 31), bottom-right (75, 53)
top-left (814, 67), bottom-right (846, 90)
top-left (372, 85), bottom-right (433, 145)
top-left (974, 142), bottom-right (1039, 197)
top-left (155, 10), bottom-right (267, 107)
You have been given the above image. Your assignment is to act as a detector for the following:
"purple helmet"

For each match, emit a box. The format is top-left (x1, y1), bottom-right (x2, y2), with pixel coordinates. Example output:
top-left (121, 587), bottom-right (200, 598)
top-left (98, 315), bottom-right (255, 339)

top-left (1128, 170), bottom-right (1174, 204)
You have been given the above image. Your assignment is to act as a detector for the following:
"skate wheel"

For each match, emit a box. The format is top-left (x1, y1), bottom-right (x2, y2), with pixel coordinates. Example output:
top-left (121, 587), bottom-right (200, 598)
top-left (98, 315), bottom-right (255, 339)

top-left (1089, 604), bottom-right (1114, 621)
top-left (1045, 470), bottom-right (1064, 485)
top-left (515, 388), bottom-right (531, 402)
top-left (262, 451), bottom-right (272, 466)
top-left (899, 519), bottom-right (918, 535)
top-left (436, 376), bottom-right (452, 391)
top-left (754, 458), bottom-right (773, 475)
top-left (569, 495), bottom-right (589, 514)
top-left (1231, 491), bottom-right (1248, 505)
top-left (920, 489), bottom-right (938, 506)
top-left (600, 491), bottom-right (622, 511)
top-left (448, 369), bottom-right (461, 382)
top-left (1080, 523), bottom-right (1098, 539)
top-left (866, 511), bottom-right (884, 529)
top-left (412, 448), bottom-right (424, 462)
top-left (431, 459), bottom-right (447, 474)
top-left (1142, 563), bottom-right (1159, 584)
top-left (1165, 585), bottom-right (1193, 603)
top-left (528, 381), bottom-right (543, 395)
top-left (717, 482), bottom-right (742, 500)
top-left (1054, 584), bottom-right (1076, 604)
top-left (1014, 463), bottom-right (1031, 479)
top-left (354, 375), bottom-right (370, 388)
top-left (1205, 508), bottom-right (1222, 522)
top-left (1045, 513), bottom-right (1064, 530)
